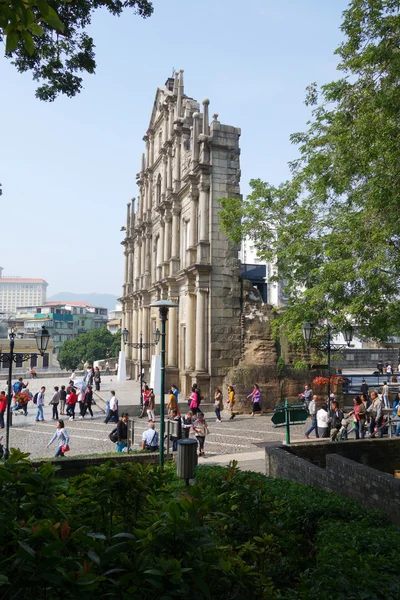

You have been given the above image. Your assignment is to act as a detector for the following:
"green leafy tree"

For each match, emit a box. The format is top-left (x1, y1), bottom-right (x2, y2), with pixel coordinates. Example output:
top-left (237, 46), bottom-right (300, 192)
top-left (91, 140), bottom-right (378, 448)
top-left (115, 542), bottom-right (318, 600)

top-left (58, 327), bottom-right (120, 370)
top-left (1, 0), bottom-right (153, 100)
top-left (219, 0), bottom-right (400, 342)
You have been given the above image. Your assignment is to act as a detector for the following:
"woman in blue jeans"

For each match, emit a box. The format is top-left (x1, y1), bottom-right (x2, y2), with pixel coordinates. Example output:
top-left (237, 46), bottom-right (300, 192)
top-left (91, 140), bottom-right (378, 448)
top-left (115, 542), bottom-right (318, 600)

top-left (46, 420), bottom-right (70, 457)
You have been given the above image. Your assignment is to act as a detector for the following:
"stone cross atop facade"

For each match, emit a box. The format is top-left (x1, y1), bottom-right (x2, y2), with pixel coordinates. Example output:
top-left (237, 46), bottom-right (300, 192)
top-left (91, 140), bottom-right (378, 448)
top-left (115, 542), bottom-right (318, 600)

top-left (120, 71), bottom-right (242, 397)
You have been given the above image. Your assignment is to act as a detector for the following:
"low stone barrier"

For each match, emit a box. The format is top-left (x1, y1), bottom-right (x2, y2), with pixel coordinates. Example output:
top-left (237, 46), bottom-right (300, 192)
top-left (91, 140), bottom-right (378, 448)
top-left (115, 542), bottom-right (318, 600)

top-left (32, 451), bottom-right (159, 478)
top-left (265, 438), bottom-right (400, 525)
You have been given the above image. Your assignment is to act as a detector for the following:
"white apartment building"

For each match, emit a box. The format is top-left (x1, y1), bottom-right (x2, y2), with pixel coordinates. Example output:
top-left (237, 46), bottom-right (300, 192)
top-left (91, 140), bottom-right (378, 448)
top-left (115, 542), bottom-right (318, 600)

top-left (240, 239), bottom-right (286, 306)
top-left (0, 269), bottom-right (48, 314)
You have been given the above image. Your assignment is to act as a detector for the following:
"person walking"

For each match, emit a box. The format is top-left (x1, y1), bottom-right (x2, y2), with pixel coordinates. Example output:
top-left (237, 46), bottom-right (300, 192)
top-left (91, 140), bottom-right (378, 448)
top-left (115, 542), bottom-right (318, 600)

top-left (94, 367), bottom-right (101, 392)
top-left (169, 408), bottom-right (182, 451)
top-left (80, 385), bottom-right (94, 419)
top-left (300, 384), bottom-right (313, 412)
top-left (316, 403), bottom-right (330, 438)
top-left (78, 386), bottom-right (86, 417)
top-left (35, 386), bottom-right (46, 422)
top-left (116, 412), bottom-right (129, 452)
top-left (189, 386), bottom-right (200, 415)
top-left (367, 391), bottom-right (383, 438)
top-left (105, 361), bottom-right (110, 375)
top-left (214, 388), bottom-right (223, 422)
top-left (382, 381), bottom-right (389, 409)
top-left (305, 395), bottom-right (319, 439)
top-left (66, 387), bottom-right (78, 421)
top-left (104, 391), bottom-right (118, 423)
top-left (171, 384), bottom-right (179, 404)
top-left (329, 400), bottom-right (344, 440)
top-left (147, 389), bottom-right (155, 422)
top-left (248, 383), bottom-right (262, 416)
top-left (360, 379), bottom-right (369, 397)
top-left (167, 388), bottom-right (179, 416)
top-left (181, 410), bottom-right (194, 439)
top-left (49, 386), bottom-right (60, 420)
top-left (46, 420), bottom-right (70, 458)
top-left (0, 391), bottom-right (7, 429)
top-left (227, 385), bottom-right (235, 420)
top-left (141, 422), bottom-right (159, 450)
top-left (193, 412), bottom-right (209, 457)
top-left (347, 396), bottom-right (366, 439)
top-left (59, 385), bottom-right (67, 415)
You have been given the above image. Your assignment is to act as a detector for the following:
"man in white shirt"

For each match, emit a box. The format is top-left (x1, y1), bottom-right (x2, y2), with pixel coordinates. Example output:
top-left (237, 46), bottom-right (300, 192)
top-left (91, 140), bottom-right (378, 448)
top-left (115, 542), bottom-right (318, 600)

top-left (305, 395), bottom-right (319, 439)
top-left (35, 386), bottom-right (46, 422)
top-left (104, 391), bottom-right (119, 423)
top-left (316, 404), bottom-right (330, 438)
top-left (141, 422), bottom-right (159, 450)
top-left (382, 381), bottom-right (389, 408)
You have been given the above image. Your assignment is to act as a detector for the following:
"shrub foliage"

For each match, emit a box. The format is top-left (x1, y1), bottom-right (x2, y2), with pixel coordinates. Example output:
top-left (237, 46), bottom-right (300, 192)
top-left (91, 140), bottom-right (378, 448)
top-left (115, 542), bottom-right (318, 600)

top-left (0, 450), bottom-right (398, 599)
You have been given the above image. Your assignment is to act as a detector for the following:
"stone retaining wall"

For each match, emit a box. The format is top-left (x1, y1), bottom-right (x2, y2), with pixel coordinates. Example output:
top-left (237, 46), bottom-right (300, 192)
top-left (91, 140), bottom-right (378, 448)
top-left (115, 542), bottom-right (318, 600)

top-left (265, 439), bottom-right (400, 524)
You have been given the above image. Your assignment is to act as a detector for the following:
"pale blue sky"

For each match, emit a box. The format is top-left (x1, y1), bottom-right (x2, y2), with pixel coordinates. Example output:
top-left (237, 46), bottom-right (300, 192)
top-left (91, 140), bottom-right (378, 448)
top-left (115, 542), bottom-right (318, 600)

top-left (0, 0), bottom-right (349, 298)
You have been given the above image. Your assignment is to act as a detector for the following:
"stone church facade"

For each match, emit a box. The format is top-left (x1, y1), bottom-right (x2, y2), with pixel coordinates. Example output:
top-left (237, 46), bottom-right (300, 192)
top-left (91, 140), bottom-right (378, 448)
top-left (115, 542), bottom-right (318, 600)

top-left (120, 71), bottom-right (242, 397)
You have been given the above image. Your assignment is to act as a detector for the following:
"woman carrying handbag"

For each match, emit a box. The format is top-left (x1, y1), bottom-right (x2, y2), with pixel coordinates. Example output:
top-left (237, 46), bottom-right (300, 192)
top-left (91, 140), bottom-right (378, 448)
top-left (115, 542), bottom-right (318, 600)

top-left (46, 420), bottom-right (70, 458)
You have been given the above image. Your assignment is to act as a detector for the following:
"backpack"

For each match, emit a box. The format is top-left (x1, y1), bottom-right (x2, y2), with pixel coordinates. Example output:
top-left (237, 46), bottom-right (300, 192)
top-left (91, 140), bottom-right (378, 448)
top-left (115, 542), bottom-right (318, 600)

top-left (109, 428), bottom-right (118, 443)
top-left (13, 382), bottom-right (21, 394)
top-left (33, 392), bottom-right (39, 405)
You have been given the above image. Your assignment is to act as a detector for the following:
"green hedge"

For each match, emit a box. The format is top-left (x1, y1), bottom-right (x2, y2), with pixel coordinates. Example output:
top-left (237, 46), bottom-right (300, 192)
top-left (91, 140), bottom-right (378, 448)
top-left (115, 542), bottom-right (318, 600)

top-left (0, 449), bottom-right (398, 599)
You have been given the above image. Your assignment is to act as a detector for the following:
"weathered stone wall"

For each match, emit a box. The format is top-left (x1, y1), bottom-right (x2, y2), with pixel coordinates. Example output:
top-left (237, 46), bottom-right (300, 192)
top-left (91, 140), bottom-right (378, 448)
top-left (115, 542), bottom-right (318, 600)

top-left (265, 439), bottom-right (400, 525)
top-left (222, 300), bottom-right (280, 410)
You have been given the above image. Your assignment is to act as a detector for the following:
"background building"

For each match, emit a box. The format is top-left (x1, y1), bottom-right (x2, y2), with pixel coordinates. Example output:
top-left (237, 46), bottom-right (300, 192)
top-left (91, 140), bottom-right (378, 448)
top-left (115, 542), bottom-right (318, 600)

top-left (0, 269), bottom-right (48, 314)
top-left (120, 71), bottom-right (242, 397)
top-left (107, 304), bottom-right (122, 334)
top-left (240, 239), bottom-right (286, 306)
top-left (14, 301), bottom-right (108, 355)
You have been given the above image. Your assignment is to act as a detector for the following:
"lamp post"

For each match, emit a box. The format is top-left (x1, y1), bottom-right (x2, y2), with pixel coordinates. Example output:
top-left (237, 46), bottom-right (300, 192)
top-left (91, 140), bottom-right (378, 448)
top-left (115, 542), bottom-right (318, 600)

top-left (302, 321), bottom-right (353, 411)
top-left (149, 300), bottom-right (179, 467)
top-left (122, 327), bottom-right (160, 413)
top-left (0, 325), bottom-right (50, 460)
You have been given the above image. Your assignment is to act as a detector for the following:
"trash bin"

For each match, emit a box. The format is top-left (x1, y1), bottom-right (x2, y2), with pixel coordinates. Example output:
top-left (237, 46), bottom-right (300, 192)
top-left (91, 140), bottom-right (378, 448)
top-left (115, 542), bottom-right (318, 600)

top-left (177, 438), bottom-right (198, 485)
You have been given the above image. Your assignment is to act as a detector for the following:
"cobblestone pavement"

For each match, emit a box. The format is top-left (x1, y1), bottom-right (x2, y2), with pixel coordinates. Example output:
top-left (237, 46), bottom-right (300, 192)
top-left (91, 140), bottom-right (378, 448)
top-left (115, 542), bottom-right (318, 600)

top-left (2, 376), bottom-right (311, 462)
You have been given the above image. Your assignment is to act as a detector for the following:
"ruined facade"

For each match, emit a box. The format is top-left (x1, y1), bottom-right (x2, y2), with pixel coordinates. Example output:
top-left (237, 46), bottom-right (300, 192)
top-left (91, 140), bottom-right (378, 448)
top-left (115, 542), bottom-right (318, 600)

top-left (120, 71), bottom-right (242, 396)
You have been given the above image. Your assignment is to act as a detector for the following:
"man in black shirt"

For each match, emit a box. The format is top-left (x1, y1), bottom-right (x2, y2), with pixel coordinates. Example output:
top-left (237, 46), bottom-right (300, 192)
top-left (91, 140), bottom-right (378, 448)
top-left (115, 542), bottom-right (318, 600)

top-left (116, 412), bottom-right (129, 452)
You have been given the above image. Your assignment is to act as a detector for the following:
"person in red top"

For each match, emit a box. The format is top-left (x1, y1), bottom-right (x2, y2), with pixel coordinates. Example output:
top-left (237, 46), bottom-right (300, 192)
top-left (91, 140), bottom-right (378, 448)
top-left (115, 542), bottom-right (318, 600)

top-left (66, 387), bottom-right (78, 421)
top-left (0, 391), bottom-right (7, 429)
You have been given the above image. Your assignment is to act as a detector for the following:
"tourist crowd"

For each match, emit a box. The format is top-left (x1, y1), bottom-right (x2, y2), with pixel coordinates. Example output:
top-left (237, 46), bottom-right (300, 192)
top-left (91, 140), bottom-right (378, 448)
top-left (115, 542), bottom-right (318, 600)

top-left (302, 380), bottom-right (400, 441)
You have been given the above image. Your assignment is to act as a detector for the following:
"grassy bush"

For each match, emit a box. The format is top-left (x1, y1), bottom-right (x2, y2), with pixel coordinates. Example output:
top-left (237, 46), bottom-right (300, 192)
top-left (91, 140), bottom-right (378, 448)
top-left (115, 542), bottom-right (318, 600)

top-left (0, 450), bottom-right (398, 599)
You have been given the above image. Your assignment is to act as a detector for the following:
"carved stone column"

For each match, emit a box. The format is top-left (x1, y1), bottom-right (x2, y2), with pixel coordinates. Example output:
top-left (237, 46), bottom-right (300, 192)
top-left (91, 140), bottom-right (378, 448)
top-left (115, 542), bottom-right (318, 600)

top-left (140, 237), bottom-right (145, 288)
top-left (159, 218), bottom-right (165, 277)
top-left (173, 133), bottom-right (181, 192)
top-left (164, 212), bottom-right (172, 278)
top-left (167, 300), bottom-right (178, 367)
top-left (167, 148), bottom-right (173, 190)
top-left (123, 250), bottom-right (128, 296)
top-left (195, 288), bottom-right (208, 372)
top-left (142, 305), bottom-right (149, 362)
top-left (185, 292), bottom-right (195, 370)
top-left (132, 302), bottom-right (138, 361)
top-left (171, 207), bottom-right (180, 274)
top-left (162, 153), bottom-right (168, 197)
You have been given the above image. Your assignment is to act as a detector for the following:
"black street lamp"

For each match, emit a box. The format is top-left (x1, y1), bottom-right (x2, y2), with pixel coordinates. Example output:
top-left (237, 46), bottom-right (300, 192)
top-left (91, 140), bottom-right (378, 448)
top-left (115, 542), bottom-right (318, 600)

top-left (302, 321), bottom-right (353, 411)
top-left (122, 327), bottom-right (160, 413)
top-left (0, 325), bottom-right (50, 460)
top-left (149, 300), bottom-right (179, 468)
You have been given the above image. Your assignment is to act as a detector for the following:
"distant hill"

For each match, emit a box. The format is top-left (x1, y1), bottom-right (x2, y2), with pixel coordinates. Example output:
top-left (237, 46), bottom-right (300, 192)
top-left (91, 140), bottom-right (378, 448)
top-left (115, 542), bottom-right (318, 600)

top-left (47, 292), bottom-right (120, 311)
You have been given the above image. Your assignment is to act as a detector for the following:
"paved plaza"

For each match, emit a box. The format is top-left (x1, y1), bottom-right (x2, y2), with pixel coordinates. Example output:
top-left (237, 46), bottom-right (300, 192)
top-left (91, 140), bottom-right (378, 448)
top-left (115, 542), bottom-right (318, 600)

top-left (2, 374), bottom-right (309, 470)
